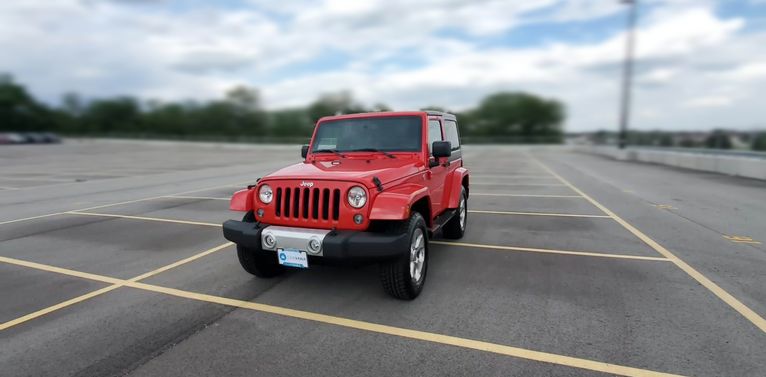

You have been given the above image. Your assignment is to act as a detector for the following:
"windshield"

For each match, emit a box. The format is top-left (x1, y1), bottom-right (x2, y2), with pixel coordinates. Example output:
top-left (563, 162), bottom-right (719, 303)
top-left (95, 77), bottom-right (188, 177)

top-left (311, 116), bottom-right (422, 153)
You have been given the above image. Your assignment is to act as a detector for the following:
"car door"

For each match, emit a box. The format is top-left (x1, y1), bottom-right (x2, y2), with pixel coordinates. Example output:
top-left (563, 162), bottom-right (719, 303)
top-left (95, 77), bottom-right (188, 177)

top-left (442, 118), bottom-right (463, 207)
top-left (426, 118), bottom-right (448, 214)
top-left (442, 119), bottom-right (462, 173)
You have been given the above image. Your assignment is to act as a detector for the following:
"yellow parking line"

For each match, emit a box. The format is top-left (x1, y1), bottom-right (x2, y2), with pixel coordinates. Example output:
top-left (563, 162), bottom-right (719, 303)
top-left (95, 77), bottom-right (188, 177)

top-left (128, 242), bottom-right (233, 281)
top-left (0, 255), bottom-right (680, 376)
top-left (0, 176), bottom-right (74, 182)
top-left (471, 183), bottom-right (567, 186)
top-left (469, 210), bottom-right (610, 219)
top-left (0, 179), bottom-right (250, 227)
top-left (531, 157), bottom-right (766, 334)
top-left (471, 174), bottom-right (558, 179)
top-left (731, 240), bottom-right (761, 245)
top-left (472, 193), bottom-right (584, 198)
top-left (432, 241), bottom-right (669, 262)
top-left (0, 242), bottom-right (233, 331)
top-left (723, 235), bottom-right (761, 245)
top-left (65, 211), bottom-right (221, 228)
top-left (0, 212), bottom-right (67, 226)
top-left (163, 195), bottom-right (230, 201)
top-left (0, 285), bottom-right (123, 331)
top-left (74, 180), bottom-right (245, 212)
top-left (0, 256), bottom-right (125, 286)
top-left (73, 196), bottom-right (175, 213)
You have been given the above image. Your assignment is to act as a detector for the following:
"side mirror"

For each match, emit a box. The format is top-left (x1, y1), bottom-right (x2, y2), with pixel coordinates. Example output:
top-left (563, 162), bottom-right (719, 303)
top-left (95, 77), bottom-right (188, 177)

top-left (432, 141), bottom-right (452, 158)
top-left (301, 144), bottom-right (309, 158)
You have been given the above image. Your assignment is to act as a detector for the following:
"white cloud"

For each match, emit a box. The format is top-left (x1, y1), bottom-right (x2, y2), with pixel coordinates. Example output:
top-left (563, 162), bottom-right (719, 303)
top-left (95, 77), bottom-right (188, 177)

top-left (639, 68), bottom-right (677, 84)
top-left (683, 96), bottom-right (732, 108)
top-left (716, 63), bottom-right (766, 81)
top-left (0, 0), bottom-right (764, 131)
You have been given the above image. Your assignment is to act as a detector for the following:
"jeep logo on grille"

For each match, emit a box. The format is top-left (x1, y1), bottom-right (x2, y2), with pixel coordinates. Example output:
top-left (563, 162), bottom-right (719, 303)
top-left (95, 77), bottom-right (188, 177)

top-left (299, 181), bottom-right (314, 188)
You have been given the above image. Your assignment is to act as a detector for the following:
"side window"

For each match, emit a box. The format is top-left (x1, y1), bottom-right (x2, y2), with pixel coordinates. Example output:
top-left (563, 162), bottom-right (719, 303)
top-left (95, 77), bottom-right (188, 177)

top-left (427, 120), bottom-right (442, 153)
top-left (444, 120), bottom-right (460, 150)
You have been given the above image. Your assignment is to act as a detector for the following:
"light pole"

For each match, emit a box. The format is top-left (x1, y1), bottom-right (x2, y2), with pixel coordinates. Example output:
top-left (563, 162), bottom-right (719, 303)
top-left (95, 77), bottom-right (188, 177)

top-left (617, 0), bottom-right (637, 149)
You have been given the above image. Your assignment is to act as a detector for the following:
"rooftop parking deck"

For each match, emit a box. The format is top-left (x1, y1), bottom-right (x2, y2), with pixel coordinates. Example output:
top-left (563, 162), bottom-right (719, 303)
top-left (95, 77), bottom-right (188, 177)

top-left (1, 140), bottom-right (765, 377)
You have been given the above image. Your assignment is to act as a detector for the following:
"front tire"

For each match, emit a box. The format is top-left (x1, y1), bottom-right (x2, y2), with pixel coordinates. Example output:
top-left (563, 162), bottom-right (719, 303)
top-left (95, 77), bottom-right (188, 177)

top-left (236, 211), bottom-right (284, 278)
top-left (379, 212), bottom-right (428, 300)
top-left (442, 186), bottom-right (467, 239)
top-left (237, 245), bottom-right (284, 278)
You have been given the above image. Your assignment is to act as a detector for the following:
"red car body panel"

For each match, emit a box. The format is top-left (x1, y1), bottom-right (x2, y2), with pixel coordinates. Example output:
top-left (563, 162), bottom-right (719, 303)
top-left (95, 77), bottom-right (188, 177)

top-left (446, 167), bottom-right (470, 208)
top-left (368, 184), bottom-right (429, 221)
top-left (263, 156), bottom-right (425, 189)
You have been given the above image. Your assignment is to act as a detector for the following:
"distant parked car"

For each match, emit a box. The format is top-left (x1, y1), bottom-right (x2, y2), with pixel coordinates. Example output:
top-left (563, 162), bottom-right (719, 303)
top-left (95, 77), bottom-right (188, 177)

top-left (21, 133), bottom-right (47, 143)
top-left (0, 133), bottom-right (27, 144)
top-left (40, 132), bottom-right (61, 143)
top-left (10, 133), bottom-right (26, 143)
top-left (4, 132), bottom-right (61, 144)
top-left (0, 132), bottom-right (61, 145)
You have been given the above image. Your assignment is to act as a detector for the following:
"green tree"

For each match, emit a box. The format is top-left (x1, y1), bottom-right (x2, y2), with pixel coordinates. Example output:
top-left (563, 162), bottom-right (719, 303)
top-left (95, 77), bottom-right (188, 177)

top-left (62, 92), bottom-right (83, 117)
top-left (679, 138), bottom-right (698, 148)
top-left (465, 92), bottom-right (564, 142)
top-left (371, 103), bottom-right (391, 112)
top-left (752, 132), bottom-right (766, 151)
top-left (421, 106), bottom-right (449, 113)
top-left (591, 130), bottom-right (611, 145)
top-left (307, 91), bottom-right (367, 122)
top-left (268, 108), bottom-right (313, 138)
top-left (225, 86), bottom-right (260, 111)
top-left (0, 74), bottom-right (53, 131)
top-left (659, 133), bottom-right (674, 147)
top-left (224, 86), bottom-right (267, 136)
top-left (81, 97), bottom-right (141, 134)
top-left (142, 103), bottom-right (190, 135)
top-left (705, 130), bottom-right (732, 149)
top-left (0, 75), bottom-right (571, 143)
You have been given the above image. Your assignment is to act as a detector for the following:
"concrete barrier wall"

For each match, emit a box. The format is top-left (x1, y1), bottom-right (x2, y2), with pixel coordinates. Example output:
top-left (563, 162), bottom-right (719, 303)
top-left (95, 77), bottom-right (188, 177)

top-left (577, 146), bottom-right (766, 181)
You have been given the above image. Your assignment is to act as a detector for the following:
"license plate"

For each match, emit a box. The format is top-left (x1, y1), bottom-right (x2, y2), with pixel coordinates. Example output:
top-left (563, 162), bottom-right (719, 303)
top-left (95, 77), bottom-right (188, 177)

top-left (277, 248), bottom-right (309, 268)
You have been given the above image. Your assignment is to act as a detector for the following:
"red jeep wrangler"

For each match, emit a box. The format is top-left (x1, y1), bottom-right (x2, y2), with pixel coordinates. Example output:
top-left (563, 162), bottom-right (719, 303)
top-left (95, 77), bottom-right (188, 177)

top-left (223, 111), bottom-right (469, 299)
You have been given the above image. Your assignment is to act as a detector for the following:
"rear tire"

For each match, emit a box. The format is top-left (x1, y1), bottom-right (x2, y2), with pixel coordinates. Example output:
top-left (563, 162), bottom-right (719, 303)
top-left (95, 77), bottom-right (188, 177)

top-left (442, 187), bottom-right (467, 239)
top-left (379, 212), bottom-right (428, 300)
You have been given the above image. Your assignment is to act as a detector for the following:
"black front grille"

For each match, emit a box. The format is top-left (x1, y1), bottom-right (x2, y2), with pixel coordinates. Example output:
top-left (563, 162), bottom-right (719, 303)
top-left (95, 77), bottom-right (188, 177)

top-left (275, 186), bottom-right (341, 221)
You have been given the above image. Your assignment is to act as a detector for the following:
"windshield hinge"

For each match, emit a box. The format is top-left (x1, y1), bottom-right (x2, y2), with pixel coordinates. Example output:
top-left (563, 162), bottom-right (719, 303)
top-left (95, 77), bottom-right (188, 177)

top-left (247, 178), bottom-right (262, 189)
top-left (372, 176), bottom-right (384, 192)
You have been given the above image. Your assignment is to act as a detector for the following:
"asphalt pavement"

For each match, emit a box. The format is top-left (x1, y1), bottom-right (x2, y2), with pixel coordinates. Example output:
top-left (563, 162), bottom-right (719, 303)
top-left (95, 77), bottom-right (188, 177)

top-left (1, 140), bottom-right (765, 377)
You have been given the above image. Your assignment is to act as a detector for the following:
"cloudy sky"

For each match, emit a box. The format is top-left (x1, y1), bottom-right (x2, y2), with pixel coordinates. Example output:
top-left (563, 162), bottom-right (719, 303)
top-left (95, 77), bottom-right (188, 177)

top-left (1, 0), bottom-right (765, 131)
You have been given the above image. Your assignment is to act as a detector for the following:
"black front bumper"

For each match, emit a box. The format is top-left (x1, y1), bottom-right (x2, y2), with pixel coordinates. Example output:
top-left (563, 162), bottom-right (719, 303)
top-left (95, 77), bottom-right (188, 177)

top-left (222, 220), bottom-right (409, 260)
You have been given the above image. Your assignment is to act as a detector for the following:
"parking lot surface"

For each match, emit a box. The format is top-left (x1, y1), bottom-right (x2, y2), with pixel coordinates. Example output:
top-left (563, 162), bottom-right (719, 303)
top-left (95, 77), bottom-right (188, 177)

top-left (1, 140), bottom-right (765, 376)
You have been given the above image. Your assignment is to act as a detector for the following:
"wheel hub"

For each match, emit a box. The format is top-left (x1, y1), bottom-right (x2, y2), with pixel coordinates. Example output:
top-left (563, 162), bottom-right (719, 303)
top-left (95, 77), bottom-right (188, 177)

top-left (409, 228), bottom-right (425, 282)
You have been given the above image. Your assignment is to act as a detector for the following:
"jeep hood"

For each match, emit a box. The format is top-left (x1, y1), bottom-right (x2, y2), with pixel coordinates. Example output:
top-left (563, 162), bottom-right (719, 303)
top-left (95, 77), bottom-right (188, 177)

top-left (262, 158), bottom-right (425, 188)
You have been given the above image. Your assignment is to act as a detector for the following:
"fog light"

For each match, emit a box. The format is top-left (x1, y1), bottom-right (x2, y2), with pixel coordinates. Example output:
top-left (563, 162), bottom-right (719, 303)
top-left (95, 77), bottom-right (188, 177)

top-left (263, 233), bottom-right (276, 249)
top-left (256, 208), bottom-right (264, 217)
top-left (353, 214), bottom-right (364, 224)
top-left (308, 237), bottom-right (321, 254)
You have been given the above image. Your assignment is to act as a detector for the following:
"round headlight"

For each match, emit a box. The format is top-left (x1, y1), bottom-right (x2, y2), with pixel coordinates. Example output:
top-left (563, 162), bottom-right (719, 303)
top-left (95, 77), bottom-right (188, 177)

top-left (258, 184), bottom-right (273, 204)
top-left (347, 186), bottom-right (367, 208)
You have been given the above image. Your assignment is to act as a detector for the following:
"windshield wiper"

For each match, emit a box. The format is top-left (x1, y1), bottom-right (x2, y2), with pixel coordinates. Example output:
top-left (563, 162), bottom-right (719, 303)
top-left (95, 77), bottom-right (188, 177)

top-left (349, 148), bottom-right (396, 158)
top-left (313, 149), bottom-right (346, 158)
